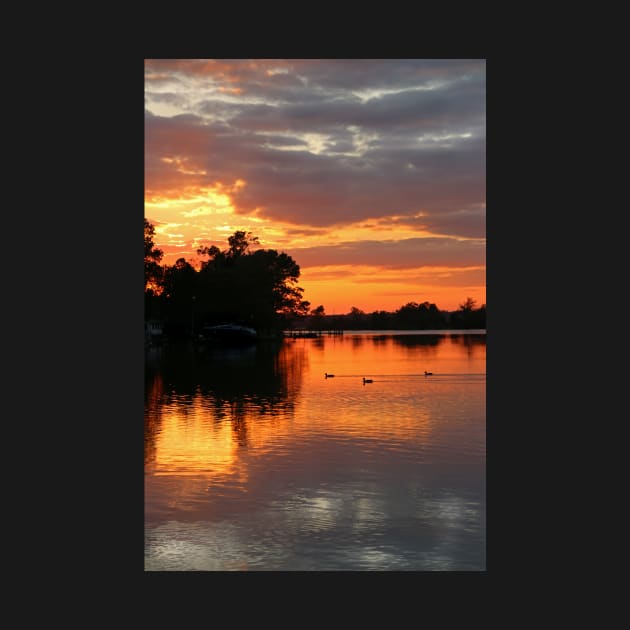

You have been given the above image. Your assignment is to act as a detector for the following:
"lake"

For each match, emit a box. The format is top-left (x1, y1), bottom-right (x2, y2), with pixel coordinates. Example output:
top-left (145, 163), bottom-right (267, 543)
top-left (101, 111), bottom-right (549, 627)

top-left (144, 330), bottom-right (486, 571)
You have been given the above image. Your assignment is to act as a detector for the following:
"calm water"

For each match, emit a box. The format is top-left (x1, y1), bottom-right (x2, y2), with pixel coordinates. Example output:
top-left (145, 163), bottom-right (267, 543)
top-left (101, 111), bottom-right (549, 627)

top-left (145, 330), bottom-right (486, 571)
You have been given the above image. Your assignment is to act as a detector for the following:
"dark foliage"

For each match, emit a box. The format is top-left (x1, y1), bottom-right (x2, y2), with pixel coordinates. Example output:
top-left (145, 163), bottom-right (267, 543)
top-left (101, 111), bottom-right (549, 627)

top-left (144, 222), bottom-right (486, 334)
top-left (145, 227), bottom-right (309, 335)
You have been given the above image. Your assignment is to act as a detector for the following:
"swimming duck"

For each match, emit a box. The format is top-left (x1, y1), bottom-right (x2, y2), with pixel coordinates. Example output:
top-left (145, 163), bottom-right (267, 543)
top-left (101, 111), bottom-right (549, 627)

top-left (424, 371), bottom-right (433, 376)
top-left (363, 377), bottom-right (373, 384)
top-left (325, 373), bottom-right (335, 378)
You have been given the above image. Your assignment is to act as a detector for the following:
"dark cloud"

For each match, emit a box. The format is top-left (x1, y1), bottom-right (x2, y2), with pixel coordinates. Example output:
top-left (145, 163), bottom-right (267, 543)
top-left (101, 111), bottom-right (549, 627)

top-left (146, 58), bottom-right (483, 94)
top-left (286, 59), bottom-right (484, 91)
top-left (375, 205), bottom-right (486, 239)
top-left (288, 237), bottom-right (485, 269)
top-left (145, 60), bottom-right (485, 236)
top-left (323, 139), bottom-right (356, 153)
top-left (230, 75), bottom-right (484, 135)
top-left (146, 92), bottom-right (188, 106)
top-left (260, 135), bottom-right (309, 147)
top-left (283, 227), bottom-right (329, 237)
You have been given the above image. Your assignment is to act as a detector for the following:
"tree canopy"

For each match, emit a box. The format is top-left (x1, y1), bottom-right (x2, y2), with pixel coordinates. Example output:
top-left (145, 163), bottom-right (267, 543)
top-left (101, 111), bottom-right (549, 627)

top-left (145, 224), bottom-right (309, 335)
top-left (144, 218), bottom-right (163, 294)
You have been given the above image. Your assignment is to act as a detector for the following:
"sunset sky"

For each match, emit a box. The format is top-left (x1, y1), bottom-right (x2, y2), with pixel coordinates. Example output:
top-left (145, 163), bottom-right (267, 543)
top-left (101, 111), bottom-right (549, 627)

top-left (144, 59), bottom-right (485, 314)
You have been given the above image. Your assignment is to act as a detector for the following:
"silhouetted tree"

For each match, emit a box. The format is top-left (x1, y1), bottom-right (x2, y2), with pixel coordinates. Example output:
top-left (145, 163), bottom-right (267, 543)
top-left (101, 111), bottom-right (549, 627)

top-left (395, 302), bottom-right (421, 329)
top-left (227, 231), bottom-right (259, 258)
top-left (144, 218), bottom-right (164, 294)
top-left (459, 297), bottom-right (477, 312)
top-left (309, 305), bottom-right (326, 330)
top-left (194, 231), bottom-right (309, 333)
top-left (145, 219), bottom-right (165, 320)
top-left (347, 306), bottom-right (367, 329)
top-left (450, 297), bottom-right (485, 329)
top-left (368, 309), bottom-right (395, 329)
top-left (161, 258), bottom-right (198, 336)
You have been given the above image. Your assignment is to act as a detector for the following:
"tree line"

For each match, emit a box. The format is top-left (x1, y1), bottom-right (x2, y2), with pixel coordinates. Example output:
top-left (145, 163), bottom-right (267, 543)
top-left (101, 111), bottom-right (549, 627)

top-left (303, 298), bottom-right (485, 331)
top-left (145, 219), bottom-right (486, 337)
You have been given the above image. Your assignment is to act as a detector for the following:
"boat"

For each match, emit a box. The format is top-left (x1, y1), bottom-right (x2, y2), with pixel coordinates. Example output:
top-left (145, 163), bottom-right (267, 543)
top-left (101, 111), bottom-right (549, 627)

top-left (145, 319), bottom-right (164, 344)
top-left (200, 323), bottom-right (258, 345)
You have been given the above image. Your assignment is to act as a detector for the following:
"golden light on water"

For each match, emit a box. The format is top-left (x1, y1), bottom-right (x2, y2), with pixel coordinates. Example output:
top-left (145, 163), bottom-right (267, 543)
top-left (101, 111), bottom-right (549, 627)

top-left (145, 335), bottom-right (485, 486)
top-left (145, 333), bottom-right (486, 570)
top-left (151, 413), bottom-right (241, 478)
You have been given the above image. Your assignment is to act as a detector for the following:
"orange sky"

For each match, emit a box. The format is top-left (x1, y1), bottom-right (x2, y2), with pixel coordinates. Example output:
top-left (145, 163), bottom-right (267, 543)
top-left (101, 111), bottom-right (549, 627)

top-left (145, 59), bottom-right (485, 313)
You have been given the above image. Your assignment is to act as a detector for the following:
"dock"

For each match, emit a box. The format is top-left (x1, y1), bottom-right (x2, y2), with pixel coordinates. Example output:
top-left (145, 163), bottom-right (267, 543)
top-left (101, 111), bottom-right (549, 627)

top-left (284, 329), bottom-right (344, 338)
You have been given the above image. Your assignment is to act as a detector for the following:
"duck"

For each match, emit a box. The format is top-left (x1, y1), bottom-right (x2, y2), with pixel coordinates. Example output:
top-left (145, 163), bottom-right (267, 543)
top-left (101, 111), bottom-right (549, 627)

top-left (325, 373), bottom-right (335, 378)
top-left (363, 377), bottom-right (373, 384)
top-left (424, 371), bottom-right (433, 376)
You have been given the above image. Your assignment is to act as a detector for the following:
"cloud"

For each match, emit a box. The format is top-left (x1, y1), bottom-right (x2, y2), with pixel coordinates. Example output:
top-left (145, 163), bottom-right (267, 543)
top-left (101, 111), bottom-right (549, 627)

top-left (145, 58), bottom-right (484, 96)
top-left (288, 237), bottom-right (485, 269)
top-left (300, 264), bottom-right (485, 287)
top-left (145, 60), bottom-right (485, 239)
top-left (230, 75), bottom-right (484, 135)
top-left (373, 204), bottom-right (486, 239)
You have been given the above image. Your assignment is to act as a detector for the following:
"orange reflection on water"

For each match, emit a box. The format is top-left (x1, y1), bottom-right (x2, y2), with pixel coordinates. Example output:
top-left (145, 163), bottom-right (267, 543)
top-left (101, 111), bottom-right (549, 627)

top-left (145, 333), bottom-right (485, 488)
top-left (300, 331), bottom-right (485, 377)
top-left (147, 398), bottom-right (250, 488)
top-left (145, 333), bottom-right (485, 570)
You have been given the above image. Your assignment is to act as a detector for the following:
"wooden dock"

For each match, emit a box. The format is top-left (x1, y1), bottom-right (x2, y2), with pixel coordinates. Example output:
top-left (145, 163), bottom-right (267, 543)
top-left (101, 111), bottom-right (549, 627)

top-left (284, 329), bottom-right (344, 338)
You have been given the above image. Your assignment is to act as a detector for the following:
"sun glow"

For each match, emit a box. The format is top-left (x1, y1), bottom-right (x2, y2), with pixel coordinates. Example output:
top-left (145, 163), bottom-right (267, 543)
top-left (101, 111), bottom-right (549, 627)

top-left (299, 264), bottom-right (485, 313)
top-left (146, 187), bottom-right (484, 312)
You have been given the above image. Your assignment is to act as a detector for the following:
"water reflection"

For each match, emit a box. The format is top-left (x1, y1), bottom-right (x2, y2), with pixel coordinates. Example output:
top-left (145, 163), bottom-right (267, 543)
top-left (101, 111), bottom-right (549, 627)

top-left (145, 340), bottom-right (307, 470)
top-left (350, 335), bottom-right (365, 349)
top-left (390, 334), bottom-right (443, 348)
top-left (145, 331), bottom-right (486, 570)
top-left (147, 340), bottom-right (303, 401)
top-left (449, 333), bottom-right (486, 359)
top-left (145, 478), bottom-right (484, 571)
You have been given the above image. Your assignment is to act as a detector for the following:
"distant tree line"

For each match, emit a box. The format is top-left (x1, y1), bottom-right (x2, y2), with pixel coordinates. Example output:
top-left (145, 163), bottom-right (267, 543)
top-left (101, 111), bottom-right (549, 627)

top-left (302, 298), bottom-right (485, 331)
top-left (145, 219), bottom-right (486, 336)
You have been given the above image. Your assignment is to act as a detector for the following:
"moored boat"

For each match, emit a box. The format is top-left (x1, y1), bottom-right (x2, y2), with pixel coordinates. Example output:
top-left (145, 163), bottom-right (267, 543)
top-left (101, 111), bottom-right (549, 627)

top-left (200, 323), bottom-right (258, 345)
